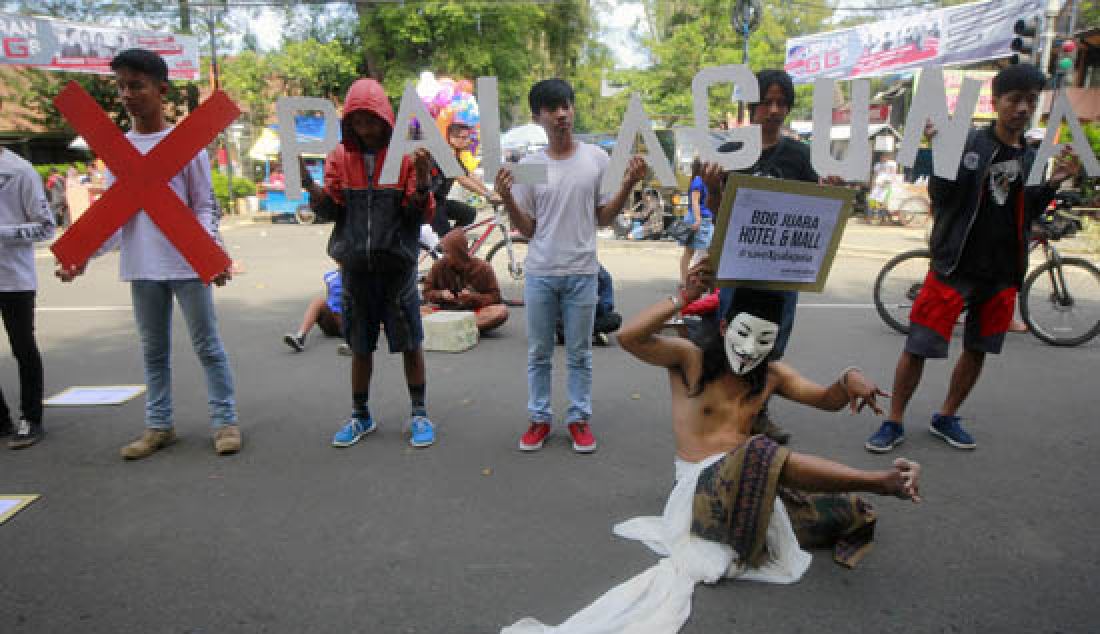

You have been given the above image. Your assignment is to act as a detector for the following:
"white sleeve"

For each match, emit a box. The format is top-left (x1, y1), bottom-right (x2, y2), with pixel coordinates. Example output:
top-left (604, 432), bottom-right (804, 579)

top-left (0, 166), bottom-right (54, 244)
top-left (186, 150), bottom-right (224, 247)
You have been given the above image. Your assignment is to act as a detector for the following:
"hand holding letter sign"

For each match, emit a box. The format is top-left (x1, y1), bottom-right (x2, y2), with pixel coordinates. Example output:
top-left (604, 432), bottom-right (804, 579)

top-left (49, 81), bottom-right (239, 284)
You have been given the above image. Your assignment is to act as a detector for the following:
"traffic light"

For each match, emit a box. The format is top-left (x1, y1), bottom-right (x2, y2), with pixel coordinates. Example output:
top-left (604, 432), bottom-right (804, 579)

top-left (1054, 38), bottom-right (1077, 84)
top-left (1011, 17), bottom-right (1041, 64)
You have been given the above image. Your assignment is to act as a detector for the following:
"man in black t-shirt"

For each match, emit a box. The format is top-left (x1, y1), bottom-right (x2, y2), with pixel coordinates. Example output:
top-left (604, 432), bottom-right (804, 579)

top-left (865, 64), bottom-right (1080, 454)
top-left (428, 123), bottom-right (500, 238)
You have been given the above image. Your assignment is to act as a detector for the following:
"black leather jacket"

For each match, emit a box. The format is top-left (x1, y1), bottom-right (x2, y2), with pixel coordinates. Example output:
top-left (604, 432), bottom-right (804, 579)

top-left (927, 125), bottom-right (1057, 286)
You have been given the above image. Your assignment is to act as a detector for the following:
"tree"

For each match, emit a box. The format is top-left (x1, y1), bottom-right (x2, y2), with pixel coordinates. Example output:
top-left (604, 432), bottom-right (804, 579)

top-left (620, 0), bottom-right (831, 124)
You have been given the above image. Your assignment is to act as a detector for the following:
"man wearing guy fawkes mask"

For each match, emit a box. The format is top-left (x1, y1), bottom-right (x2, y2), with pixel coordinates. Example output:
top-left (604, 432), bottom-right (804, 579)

top-left (504, 261), bottom-right (923, 633)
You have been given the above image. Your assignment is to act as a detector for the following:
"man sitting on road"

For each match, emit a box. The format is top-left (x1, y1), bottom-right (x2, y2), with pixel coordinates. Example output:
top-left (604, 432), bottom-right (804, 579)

top-left (504, 262), bottom-right (921, 633)
top-left (283, 267), bottom-right (349, 354)
top-left (422, 228), bottom-right (508, 334)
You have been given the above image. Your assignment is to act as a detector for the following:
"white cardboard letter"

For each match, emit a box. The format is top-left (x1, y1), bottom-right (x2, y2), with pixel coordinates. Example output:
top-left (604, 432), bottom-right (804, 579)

top-left (897, 67), bottom-right (980, 180)
top-left (477, 77), bottom-right (546, 186)
top-left (812, 78), bottom-right (872, 182)
top-left (1028, 92), bottom-right (1100, 185)
top-left (690, 64), bottom-right (760, 171)
top-left (380, 82), bottom-right (464, 186)
top-left (277, 97), bottom-right (340, 200)
top-left (602, 93), bottom-right (676, 194)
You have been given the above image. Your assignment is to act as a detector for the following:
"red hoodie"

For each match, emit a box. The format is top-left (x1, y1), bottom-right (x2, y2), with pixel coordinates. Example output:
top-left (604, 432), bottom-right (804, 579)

top-left (322, 78), bottom-right (433, 221)
top-left (317, 79), bottom-right (434, 273)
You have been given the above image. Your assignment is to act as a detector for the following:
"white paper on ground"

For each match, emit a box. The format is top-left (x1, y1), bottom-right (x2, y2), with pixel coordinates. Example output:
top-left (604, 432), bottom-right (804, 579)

top-left (0, 495), bottom-right (39, 525)
top-left (44, 385), bottom-right (146, 407)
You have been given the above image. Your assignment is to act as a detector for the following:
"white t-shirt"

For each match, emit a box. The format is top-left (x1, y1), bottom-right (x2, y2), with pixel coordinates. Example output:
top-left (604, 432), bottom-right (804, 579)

top-left (101, 127), bottom-right (221, 281)
top-left (510, 142), bottom-right (611, 276)
top-left (0, 149), bottom-right (55, 291)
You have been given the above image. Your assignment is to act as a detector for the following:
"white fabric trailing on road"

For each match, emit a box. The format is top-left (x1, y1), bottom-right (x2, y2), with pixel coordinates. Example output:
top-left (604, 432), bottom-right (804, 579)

top-left (501, 453), bottom-right (812, 634)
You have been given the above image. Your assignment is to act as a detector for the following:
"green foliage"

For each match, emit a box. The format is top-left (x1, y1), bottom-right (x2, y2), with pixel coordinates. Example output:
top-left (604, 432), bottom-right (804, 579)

top-left (31, 162), bottom-right (86, 182)
top-left (210, 170), bottom-right (256, 211)
top-left (620, 0), bottom-right (830, 125)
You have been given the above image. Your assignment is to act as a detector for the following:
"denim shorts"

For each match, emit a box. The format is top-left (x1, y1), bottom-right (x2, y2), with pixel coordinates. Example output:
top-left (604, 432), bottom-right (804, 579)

top-left (342, 269), bottom-right (423, 354)
top-left (905, 271), bottom-right (1017, 358)
top-left (687, 219), bottom-right (714, 251)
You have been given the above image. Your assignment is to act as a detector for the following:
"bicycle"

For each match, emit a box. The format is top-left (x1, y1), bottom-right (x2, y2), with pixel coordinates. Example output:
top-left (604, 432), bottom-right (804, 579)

top-left (613, 187), bottom-right (669, 240)
top-left (873, 195), bottom-right (1100, 346)
top-left (418, 201), bottom-right (529, 306)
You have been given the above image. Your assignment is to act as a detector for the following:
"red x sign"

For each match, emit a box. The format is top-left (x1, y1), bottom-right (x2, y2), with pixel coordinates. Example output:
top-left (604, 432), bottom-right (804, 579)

top-left (50, 81), bottom-right (240, 284)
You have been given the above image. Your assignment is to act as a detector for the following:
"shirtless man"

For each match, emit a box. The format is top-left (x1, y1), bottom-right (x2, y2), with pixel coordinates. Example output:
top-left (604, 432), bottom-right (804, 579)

top-left (501, 262), bottom-right (922, 633)
top-left (617, 260), bottom-right (921, 499)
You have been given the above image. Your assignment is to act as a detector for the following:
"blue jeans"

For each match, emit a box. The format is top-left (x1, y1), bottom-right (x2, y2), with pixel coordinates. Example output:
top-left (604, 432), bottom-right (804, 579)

top-left (130, 279), bottom-right (237, 430)
top-left (525, 274), bottom-right (597, 423)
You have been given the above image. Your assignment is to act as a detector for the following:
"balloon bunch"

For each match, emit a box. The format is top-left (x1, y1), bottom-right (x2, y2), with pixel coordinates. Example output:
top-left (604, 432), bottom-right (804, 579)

top-left (416, 71), bottom-right (481, 152)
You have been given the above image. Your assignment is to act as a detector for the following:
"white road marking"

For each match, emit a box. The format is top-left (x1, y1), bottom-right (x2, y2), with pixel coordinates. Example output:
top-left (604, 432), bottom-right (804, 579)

top-left (39, 306), bottom-right (131, 312)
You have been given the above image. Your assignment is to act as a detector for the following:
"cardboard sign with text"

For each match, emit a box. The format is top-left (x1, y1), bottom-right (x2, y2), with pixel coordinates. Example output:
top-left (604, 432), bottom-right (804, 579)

top-left (708, 173), bottom-right (856, 292)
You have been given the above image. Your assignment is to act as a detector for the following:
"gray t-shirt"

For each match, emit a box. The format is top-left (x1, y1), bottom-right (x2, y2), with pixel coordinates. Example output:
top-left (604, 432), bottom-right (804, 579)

top-left (511, 142), bottom-right (611, 276)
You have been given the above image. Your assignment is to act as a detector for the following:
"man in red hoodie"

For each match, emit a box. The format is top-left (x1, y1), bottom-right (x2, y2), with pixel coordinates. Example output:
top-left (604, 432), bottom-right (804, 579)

top-left (302, 79), bottom-right (438, 449)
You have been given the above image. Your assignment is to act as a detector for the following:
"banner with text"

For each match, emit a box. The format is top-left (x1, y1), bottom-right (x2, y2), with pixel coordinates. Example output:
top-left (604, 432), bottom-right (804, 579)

top-left (0, 13), bottom-right (199, 80)
top-left (783, 0), bottom-right (1042, 83)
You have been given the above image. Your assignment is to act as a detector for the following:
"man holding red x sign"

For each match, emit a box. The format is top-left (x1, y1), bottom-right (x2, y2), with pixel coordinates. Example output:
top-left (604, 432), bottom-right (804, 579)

top-left (57, 49), bottom-right (240, 460)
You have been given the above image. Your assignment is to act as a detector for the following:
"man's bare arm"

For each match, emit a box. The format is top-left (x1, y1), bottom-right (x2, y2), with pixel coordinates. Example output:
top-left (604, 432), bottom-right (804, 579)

top-left (595, 156), bottom-right (647, 227)
top-left (782, 452), bottom-right (921, 503)
top-left (617, 295), bottom-right (700, 370)
top-left (773, 363), bottom-right (889, 416)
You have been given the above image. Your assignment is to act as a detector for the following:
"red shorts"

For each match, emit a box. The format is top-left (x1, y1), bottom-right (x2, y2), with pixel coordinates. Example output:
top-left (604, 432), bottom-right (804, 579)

top-left (905, 271), bottom-right (1017, 358)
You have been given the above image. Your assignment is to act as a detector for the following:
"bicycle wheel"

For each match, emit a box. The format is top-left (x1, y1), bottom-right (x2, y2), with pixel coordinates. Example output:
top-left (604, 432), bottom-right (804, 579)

top-left (1020, 257), bottom-right (1100, 346)
top-left (873, 248), bottom-right (931, 335)
top-left (486, 237), bottom-right (529, 306)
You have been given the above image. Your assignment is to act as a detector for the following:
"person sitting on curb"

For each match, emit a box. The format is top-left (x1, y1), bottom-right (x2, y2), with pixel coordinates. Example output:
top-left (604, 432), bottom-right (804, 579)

top-left (422, 228), bottom-right (508, 334)
top-left (284, 267), bottom-right (351, 355)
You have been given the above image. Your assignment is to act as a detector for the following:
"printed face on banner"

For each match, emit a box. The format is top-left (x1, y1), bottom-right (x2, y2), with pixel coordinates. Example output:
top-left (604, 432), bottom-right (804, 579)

top-left (723, 313), bottom-right (778, 375)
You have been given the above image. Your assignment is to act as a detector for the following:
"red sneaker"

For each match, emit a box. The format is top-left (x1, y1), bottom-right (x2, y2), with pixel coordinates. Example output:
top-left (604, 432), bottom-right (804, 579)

top-left (519, 422), bottom-right (552, 451)
top-left (567, 421), bottom-right (597, 453)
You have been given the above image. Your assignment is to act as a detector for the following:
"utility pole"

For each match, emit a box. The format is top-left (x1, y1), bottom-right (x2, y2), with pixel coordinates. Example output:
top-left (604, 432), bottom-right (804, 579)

top-left (1032, 0), bottom-right (1065, 129)
top-left (204, 5), bottom-right (236, 215)
top-left (732, 0), bottom-right (761, 124)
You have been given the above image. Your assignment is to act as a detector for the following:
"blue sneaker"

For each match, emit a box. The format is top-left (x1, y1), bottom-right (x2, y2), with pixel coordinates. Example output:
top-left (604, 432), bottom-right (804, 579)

top-left (409, 415), bottom-right (435, 448)
top-left (332, 416), bottom-right (376, 448)
top-left (865, 420), bottom-right (905, 453)
top-left (929, 413), bottom-right (976, 450)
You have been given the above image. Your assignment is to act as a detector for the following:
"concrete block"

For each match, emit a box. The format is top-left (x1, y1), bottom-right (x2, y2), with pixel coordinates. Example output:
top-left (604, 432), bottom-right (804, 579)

top-left (422, 310), bottom-right (478, 353)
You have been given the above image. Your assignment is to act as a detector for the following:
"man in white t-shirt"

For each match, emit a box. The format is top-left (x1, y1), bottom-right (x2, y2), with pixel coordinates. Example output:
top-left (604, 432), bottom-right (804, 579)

top-left (57, 49), bottom-right (240, 460)
top-left (0, 99), bottom-right (55, 449)
top-left (495, 78), bottom-right (645, 453)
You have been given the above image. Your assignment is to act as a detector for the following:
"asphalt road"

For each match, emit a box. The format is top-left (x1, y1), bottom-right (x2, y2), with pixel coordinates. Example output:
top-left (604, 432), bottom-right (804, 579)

top-left (1, 221), bottom-right (1097, 633)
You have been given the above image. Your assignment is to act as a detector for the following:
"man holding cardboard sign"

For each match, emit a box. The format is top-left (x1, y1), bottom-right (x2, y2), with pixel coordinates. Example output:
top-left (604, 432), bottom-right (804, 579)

top-left (866, 64), bottom-right (1081, 453)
